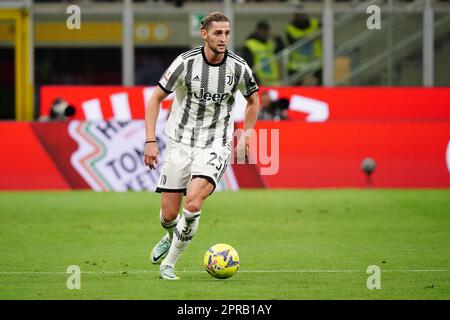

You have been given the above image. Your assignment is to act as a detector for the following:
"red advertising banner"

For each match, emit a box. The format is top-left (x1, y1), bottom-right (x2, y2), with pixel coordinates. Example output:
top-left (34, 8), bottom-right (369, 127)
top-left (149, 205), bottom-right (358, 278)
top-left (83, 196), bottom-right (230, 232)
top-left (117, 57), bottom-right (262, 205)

top-left (40, 86), bottom-right (450, 122)
top-left (277, 87), bottom-right (450, 121)
top-left (0, 121), bottom-right (449, 190)
top-left (0, 122), bottom-right (71, 190)
top-left (236, 121), bottom-right (450, 188)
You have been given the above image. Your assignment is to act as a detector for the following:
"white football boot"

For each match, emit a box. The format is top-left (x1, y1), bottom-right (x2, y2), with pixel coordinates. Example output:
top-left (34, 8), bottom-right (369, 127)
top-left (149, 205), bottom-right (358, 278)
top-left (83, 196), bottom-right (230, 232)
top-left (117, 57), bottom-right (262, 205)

top-left (150, 234), bottom-right (171, 265)
top-left (159, 264), bottom-right (180, 280)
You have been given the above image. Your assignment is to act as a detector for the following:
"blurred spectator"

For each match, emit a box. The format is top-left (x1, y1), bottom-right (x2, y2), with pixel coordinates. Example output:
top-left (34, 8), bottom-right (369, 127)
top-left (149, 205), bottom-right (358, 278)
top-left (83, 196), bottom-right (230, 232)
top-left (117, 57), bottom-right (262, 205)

top-left (285, 13), bottom-right (322, 85)
top-left (243, 20), bottom-right (284, 86)
top-left (258, 91), bottom-right (289, 121)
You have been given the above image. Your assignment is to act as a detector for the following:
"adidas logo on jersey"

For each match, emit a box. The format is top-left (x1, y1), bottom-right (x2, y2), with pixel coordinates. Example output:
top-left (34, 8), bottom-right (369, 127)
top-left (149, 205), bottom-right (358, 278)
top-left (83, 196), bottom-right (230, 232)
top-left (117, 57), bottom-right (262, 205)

top-left (193, 75), bottom-right (200, 81)
top-left (194, 88), bottom-right (229, 103)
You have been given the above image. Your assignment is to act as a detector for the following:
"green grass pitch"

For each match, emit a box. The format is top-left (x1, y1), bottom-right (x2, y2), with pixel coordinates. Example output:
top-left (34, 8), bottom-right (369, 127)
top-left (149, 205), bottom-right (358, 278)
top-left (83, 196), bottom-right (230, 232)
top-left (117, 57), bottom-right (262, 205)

top-left (0, 190), bottom-right (449, 300)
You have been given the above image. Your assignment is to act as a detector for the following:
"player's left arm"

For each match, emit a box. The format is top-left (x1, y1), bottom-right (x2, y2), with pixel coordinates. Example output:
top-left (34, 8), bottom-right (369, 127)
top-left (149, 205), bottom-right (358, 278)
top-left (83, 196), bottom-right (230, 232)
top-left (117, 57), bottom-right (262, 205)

top-left (236, 62), bottom-right (259, 162)
top-left (243, 91), bottom-right (259, 136)
top-left (239, 91), bottom-right (259, 162)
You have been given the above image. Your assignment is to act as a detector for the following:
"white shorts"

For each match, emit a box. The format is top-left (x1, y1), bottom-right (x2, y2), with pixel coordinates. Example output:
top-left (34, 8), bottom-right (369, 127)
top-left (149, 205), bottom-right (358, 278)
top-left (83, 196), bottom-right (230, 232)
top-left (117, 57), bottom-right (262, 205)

top-left (155, 138), bottom-right (232, 194)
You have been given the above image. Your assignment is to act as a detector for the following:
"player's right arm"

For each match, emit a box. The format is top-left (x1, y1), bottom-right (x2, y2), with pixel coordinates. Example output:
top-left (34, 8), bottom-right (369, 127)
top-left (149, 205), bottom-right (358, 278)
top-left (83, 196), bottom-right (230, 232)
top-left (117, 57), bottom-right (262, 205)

top-left (145, 54), bottom-right (185, 169)
top-left (144, 86), bottom-right (169, 169)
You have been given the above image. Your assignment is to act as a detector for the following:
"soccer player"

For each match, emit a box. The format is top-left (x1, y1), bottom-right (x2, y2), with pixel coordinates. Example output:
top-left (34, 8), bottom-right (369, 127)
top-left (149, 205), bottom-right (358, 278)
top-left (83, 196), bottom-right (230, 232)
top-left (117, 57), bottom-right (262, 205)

top-left (144, 12), bottom-right (259, 280)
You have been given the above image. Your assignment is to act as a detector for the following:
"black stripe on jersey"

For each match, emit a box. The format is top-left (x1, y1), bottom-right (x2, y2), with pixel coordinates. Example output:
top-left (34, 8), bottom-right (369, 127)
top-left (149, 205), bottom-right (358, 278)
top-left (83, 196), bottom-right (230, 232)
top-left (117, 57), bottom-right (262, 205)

top-left (243, 88), bottom-right (259, 98)
top-left (183, 50), bottom-right (202, 60)
top-left (158, 82), bottom-right (172, 94)
top-left (222, 63), bottom-right (243, 146)
top-left (228, 52), bottom-right (245, 65)
top-left (243, 67), bottom-right (258, 96)
top-left (176, 59), bottom-right (195, 142)
top-left (228, 55), bottom-right (246, 66)
top-left (205, 62), bottom-right (227, 147)
top-left (165, 62), bottom-right (184, 92)
top-left (181, 47), bottom-right (201, 59)
top-left (228, 51), bottom-right (244, 61)
top-left (191, 59), bottom-right (210, 146)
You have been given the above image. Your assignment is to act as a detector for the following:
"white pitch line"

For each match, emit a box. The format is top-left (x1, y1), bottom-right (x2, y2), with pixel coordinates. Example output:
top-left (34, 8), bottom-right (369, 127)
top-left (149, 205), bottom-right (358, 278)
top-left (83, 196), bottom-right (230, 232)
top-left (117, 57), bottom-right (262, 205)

top-left (0, 269), bottom-right (447, 275)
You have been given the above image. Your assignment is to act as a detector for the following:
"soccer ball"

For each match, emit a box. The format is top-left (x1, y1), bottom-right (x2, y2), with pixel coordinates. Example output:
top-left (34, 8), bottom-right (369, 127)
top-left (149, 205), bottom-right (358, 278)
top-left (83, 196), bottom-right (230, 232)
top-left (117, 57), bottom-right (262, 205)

top-left (204, 243), bottom-right (239, 279)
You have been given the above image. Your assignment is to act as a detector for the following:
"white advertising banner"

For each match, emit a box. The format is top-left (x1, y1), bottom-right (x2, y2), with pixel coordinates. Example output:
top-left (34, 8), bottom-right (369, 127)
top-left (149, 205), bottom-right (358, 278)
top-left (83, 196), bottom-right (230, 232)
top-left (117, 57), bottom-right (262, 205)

top-left (68, 120), bottom-right (238, 192)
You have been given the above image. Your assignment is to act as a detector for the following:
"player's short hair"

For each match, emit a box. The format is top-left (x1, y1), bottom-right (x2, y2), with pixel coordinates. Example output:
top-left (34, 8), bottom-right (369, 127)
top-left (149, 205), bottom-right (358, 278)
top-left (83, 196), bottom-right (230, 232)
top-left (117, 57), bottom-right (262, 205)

top-left (200, 12), bottom-right (230, 31)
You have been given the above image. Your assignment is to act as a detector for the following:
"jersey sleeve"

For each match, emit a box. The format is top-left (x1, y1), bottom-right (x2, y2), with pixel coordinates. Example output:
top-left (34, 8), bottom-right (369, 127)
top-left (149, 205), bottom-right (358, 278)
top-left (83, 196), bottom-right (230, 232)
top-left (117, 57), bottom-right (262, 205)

top-left (238, 63), bottom-right (259, 98)
top-left (158, 55), bottom-right (185, 94)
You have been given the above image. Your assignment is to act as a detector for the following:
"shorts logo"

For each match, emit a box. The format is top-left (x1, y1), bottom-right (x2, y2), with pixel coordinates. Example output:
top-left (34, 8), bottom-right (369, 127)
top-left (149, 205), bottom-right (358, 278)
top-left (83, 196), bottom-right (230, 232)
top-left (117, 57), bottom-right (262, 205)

top-left (160, 175), bottom-right (167, 185)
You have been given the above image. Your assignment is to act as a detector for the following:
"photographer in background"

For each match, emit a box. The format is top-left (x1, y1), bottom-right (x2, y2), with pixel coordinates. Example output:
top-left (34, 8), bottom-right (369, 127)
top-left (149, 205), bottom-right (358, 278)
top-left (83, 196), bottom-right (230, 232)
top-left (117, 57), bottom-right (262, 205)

top-left (258, 91), bottom-right (289, 121)
top-left (39, 98), bottom-right (76, 122)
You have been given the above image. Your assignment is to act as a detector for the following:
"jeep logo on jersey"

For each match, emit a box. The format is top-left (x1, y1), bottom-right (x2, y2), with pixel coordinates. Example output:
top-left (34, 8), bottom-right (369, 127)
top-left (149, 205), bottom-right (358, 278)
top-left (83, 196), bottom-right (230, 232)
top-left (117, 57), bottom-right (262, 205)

top-left (194, 88), bottom-right (229, 103)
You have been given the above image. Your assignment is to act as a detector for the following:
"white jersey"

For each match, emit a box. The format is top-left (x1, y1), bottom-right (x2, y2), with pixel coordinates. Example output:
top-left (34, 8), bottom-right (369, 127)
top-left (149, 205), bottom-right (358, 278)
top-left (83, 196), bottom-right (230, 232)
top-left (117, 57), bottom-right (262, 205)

top-left (158, 46), bottom-right (259, 148)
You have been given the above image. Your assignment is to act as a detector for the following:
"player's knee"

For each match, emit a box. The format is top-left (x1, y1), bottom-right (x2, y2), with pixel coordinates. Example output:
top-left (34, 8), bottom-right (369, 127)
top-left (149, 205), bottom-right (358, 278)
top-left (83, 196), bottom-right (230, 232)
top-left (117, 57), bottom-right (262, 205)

top-left (161, 208), bottom-right (179, 222)
top-left (184, 196), bottom-right (203, 213)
